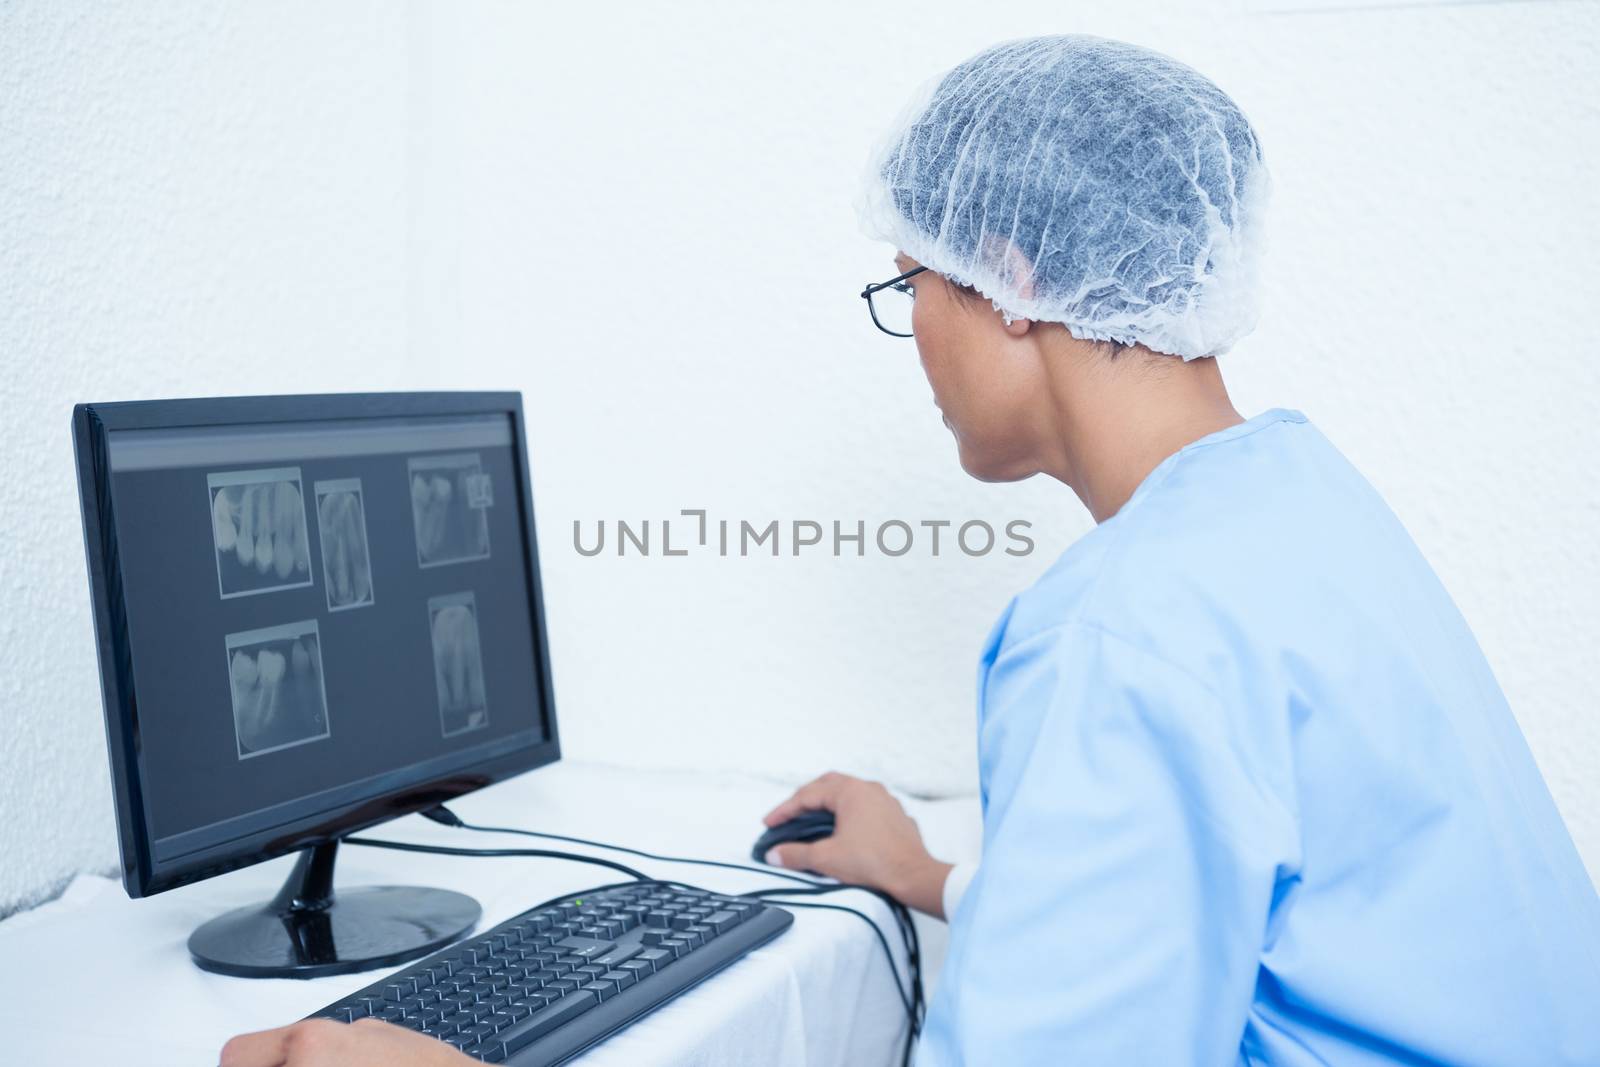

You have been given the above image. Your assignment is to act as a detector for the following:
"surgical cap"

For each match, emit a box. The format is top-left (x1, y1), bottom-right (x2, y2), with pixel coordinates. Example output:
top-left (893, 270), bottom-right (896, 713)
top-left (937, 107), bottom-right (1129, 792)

top-left (859, 35), bottom-right (1269, 360)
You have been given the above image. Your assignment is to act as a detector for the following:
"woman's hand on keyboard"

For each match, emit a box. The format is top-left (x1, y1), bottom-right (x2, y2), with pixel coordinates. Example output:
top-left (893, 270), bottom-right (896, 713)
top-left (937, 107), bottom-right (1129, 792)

top-left (762, 771), bottom-right (954, 918)
top-left (220, 1018), bottom-right (475, 1067)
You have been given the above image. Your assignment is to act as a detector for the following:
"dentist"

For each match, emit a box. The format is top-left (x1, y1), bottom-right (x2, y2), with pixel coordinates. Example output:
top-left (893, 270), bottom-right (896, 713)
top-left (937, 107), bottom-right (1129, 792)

top-left (222, 33), bottom-right (1600, 1067)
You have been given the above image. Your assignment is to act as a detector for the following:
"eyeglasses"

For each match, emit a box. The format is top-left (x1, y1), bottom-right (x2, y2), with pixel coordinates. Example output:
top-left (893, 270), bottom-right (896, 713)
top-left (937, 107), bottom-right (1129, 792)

top-left (859, 266), bottom-right (927, 338)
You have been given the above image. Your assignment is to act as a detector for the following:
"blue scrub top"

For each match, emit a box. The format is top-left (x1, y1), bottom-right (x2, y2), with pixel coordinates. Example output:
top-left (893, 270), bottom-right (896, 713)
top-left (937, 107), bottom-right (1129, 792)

top-left (918, 410), bottom-right (1600, 1066)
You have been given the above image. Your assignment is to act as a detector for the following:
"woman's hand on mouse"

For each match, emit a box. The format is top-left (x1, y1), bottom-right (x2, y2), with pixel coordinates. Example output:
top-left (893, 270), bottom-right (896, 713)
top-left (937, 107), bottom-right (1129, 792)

top-left (762, 771), bottom-right (954, 918)
top-left (220, 1018), bottom-right (476, 1067)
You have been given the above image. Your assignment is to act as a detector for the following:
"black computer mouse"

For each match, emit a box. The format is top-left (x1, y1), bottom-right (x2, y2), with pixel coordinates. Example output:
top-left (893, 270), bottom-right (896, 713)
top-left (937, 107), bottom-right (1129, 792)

top-left (751, 810), bottom-right (836, 864)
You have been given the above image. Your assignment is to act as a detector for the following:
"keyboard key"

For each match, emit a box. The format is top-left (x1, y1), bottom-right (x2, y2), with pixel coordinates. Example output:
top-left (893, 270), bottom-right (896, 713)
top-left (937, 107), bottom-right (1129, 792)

top-left (659, 938), bottom-right (693, 957)
top-left (592, 943), bottom-right (641, 968)
top-left (636, 947), bottom-right (671, 969)
top-left (619, 959), bottom-right (656, 978)
top-left (555, 936), bottom-right (614, 959)
top-left (580, 979), bottom-right (617, 1002)
top-left (494, 991), bottom-right (599, 1057)
top-left (642, 929), bottom-right (669, 946)
top-left (670, 914), bottom-right (696, 931)
top-left (601, 968), bottom-right (636, 991)
top-left (516, 989), bottom-right (558, 1011)
top-left (703, 910), bottom-right (741, 933)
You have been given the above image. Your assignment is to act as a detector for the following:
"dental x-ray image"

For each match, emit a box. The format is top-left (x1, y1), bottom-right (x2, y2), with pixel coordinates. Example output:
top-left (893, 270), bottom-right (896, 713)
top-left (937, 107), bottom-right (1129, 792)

top-left (429, 592), bottom-right (488, 738)
top-left (409, 453), bottom-right (491, 568)
top-left (208, 467), bottom-right (314, 599)
top-left (225, 620), bottom-right (331, 760)
top-left (314, 478), bottom-right (375, 612)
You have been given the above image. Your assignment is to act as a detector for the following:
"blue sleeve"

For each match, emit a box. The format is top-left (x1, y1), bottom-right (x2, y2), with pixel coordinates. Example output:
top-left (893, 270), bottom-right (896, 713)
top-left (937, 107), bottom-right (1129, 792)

top-left (918, 622), bottom-right (1296, 1066)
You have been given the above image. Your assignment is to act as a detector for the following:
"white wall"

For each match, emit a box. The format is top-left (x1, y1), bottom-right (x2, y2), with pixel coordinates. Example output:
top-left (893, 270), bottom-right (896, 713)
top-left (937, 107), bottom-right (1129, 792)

top-left (2, 0), bottom-right (1596, 916)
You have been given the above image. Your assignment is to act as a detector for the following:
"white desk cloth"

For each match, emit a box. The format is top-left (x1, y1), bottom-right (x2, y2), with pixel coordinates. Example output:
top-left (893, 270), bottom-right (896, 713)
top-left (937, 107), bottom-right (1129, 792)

top-left (0, 761), bottom-right (981, 1066)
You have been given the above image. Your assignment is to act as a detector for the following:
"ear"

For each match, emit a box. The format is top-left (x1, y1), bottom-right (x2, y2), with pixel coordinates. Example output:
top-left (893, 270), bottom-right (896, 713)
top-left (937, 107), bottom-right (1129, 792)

top-left (986, 238), bottom-right (1038, 337)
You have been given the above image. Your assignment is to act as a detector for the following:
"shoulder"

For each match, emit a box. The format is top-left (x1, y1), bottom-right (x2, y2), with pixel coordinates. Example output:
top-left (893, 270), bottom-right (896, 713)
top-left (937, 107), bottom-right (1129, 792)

top-left (997, 412), bottom-right (1373, 675)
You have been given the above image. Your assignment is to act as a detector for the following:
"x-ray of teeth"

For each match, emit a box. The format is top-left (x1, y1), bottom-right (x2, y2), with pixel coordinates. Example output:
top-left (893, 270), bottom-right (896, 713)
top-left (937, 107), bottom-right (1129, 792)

top-left (408, 453), bottom-right (491, 568)
top-left (429, 592), bottom-right (488, 738)
top-left (225, 620), bottom-right (331, 760)
top-left (314, 478), bottom-right (375, 612)
top-left (208, 467), bottom-right (314, 600)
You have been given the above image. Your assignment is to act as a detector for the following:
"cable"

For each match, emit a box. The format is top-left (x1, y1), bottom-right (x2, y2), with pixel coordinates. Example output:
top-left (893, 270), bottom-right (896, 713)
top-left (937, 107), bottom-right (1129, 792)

top-left (343, 835), bottom-right (650, 881)
top-left (417, 806), bottom-right (830, 888)
top-left (419, 805), bottom-right (925, 1067)
top-left (742, 887), bottom-right (916, 1015)
top-left (421, 806), bottom-right (920, 1001)
top-left (744, 882), bottom-right (924, 1067)
top-left (355, 810), bottom-right (924, 1066)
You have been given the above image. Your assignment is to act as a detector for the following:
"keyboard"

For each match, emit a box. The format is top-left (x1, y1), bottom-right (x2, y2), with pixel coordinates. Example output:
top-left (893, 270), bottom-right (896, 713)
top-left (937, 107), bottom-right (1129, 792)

top-left (309, 882), bottom-right (792, 1065)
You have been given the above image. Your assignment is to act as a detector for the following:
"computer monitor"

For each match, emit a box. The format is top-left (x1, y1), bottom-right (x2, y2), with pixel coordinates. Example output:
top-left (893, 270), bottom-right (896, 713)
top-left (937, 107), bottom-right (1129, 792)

top-left (72, 392), bottom-right (561, 978)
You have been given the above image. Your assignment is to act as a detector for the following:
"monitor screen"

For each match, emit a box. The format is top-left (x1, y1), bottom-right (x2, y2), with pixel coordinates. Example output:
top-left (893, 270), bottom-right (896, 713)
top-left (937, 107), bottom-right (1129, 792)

top-left (77, 396), bottom-right (558, 895)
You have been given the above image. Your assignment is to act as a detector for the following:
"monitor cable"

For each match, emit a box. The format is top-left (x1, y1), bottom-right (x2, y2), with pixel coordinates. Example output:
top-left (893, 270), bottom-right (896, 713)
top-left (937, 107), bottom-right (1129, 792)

top-left (345, 806), bottom-right (924, 1067)
top-left (419, 804), bottom-right (924, 1041)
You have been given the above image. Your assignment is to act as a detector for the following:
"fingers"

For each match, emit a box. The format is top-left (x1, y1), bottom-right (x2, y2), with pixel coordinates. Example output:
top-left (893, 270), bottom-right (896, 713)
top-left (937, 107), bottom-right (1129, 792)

top-left (762, 771), bottom-right (855, 827)
top-left (768, 837), bottom-right (832, 873)
top-left (219, 1024), bottom-right (292, 1067)
top-left (220, 1019), bottom-right (375, 1067)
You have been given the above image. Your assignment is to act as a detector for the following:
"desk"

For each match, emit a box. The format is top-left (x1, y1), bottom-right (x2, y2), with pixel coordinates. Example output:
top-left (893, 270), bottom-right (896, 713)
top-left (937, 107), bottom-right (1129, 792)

top-left (0, 761), bottom-right (981, 1066)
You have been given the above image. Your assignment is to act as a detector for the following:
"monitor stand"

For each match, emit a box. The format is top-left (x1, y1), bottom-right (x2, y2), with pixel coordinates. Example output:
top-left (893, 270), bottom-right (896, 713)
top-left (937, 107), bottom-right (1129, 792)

top-left (187, 840), bottom-right (480, 979)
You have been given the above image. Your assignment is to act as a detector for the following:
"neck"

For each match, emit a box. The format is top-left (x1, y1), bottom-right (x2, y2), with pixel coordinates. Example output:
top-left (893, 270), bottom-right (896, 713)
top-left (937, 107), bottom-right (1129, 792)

top-left (1041, 343), bottom-right (1242, 523)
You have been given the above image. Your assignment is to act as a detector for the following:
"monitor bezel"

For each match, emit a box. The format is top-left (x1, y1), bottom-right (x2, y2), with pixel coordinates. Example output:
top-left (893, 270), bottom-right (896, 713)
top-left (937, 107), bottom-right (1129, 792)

top-left (72, 392), bottom-right (562, 898)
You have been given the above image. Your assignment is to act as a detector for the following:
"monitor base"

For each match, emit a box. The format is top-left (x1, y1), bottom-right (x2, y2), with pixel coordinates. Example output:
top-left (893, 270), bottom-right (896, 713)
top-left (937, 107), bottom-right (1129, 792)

top-left (187, 840), bottom-right (480, 979)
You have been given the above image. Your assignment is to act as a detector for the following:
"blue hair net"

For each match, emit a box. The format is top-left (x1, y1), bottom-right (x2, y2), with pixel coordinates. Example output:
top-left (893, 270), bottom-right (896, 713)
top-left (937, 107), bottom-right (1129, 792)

top-left (860, 35), bottom-right (1269, 360)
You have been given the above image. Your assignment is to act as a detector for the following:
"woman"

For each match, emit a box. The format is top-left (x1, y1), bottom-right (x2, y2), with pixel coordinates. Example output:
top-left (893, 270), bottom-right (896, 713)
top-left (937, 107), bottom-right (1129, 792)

top-left (222, 34), bottom-right (1600, 1067)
